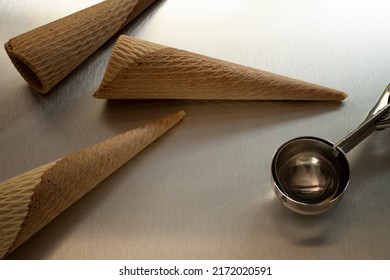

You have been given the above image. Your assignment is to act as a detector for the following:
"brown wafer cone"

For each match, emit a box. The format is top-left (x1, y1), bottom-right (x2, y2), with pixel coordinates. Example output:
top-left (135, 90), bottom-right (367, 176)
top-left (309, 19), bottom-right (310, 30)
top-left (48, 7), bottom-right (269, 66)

top-left (4, 0), bottom-right (157, 94)
top-left (94, 35), bottom-right (347, 101)
top-left (0, 111), bottom-right (185, 259)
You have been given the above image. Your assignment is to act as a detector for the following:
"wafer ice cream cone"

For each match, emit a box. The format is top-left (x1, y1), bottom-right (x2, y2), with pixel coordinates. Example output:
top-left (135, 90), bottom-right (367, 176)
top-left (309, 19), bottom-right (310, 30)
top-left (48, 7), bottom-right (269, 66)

top-left (94, 35), bottom-right (347, 101)
top-left (0, 111), bottom-right (185, 259)
top-left (4, 0), bottom-right (157, 94)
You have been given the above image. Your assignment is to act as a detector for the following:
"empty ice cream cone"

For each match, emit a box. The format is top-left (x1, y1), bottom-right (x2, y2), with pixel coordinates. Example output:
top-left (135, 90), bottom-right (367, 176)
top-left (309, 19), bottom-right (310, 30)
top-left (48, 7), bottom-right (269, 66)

top-left (0, 111), bottom-right (185, 259)
top-left (94, 35), bottom-right (347, 101)
top-left (4, 0), bottom-right (157, 94)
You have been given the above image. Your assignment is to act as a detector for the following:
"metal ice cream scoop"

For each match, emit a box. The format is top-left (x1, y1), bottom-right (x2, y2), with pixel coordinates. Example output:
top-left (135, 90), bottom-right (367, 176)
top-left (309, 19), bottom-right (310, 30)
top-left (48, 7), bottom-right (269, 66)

top-left (272, 84), bottom-right (390, 215)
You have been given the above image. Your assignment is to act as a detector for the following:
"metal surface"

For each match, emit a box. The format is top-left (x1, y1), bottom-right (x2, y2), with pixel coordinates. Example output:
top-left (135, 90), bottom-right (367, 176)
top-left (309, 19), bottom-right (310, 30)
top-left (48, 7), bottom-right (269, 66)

top-left (1, 0), bottom-right (390, 259)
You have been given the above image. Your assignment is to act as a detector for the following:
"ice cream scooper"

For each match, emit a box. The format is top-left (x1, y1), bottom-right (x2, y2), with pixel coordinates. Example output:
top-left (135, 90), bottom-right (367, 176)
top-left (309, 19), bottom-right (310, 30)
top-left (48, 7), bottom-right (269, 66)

top-left (272, 84), bottom-right (390, 215)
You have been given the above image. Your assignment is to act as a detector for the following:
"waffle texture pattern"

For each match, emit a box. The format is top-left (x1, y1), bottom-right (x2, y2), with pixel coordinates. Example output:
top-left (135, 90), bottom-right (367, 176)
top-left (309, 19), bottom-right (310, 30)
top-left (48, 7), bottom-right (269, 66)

top-left (5, 0), bottom-right (156, 93)
top-left (94, 35), bottom-right (347, 101)
top-left (0, 111), bottom-right (185, 258)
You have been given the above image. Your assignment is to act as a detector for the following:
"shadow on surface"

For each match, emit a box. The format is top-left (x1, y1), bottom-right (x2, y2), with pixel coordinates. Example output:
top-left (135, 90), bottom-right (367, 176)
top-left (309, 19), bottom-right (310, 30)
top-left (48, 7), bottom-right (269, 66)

top-left (99, 99), bottom-right (345, 133)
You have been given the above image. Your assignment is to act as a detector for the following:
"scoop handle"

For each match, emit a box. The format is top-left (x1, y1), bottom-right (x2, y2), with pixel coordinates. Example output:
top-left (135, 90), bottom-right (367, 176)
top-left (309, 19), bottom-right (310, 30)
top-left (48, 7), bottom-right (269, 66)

top-left (335, 83), bottom-right (390, 153)
top-left (369, 84), bottom-right (390, 129)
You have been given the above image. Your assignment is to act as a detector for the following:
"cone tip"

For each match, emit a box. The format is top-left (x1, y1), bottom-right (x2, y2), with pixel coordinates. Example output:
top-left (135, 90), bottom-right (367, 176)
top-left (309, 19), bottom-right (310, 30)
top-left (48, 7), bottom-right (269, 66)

top-left (165, 110), bottom-right (186, 124)
top-left (175, 110), bottom-right (186, 118)
top-left (340, 91), bottom-right (348, 100)
top-left (329, 89), bottom-right (347, 101)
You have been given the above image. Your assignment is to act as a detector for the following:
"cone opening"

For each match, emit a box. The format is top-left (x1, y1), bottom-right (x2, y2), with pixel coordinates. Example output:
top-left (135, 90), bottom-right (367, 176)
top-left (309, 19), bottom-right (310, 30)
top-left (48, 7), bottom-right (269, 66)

top-left (7, 53), bottom-right (45, 93)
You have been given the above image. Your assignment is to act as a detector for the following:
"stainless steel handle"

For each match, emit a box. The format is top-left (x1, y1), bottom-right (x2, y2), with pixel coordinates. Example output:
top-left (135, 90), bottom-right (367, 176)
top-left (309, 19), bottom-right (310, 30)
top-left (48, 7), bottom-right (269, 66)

top-left (335, 83), bottom-right (390, 153)
top-left (367, 83), bottom-right (390, 129)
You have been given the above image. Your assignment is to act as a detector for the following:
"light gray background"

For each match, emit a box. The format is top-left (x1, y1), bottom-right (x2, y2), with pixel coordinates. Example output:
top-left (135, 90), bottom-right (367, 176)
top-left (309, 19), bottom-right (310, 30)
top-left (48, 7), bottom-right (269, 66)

top-left (1, 0), bottom-right (389, 259)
